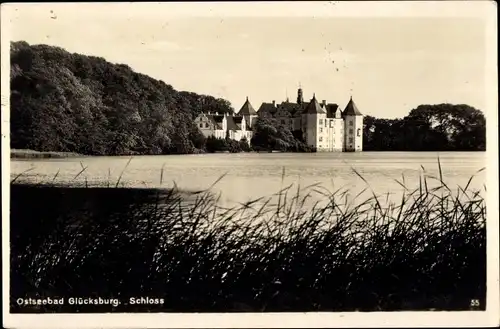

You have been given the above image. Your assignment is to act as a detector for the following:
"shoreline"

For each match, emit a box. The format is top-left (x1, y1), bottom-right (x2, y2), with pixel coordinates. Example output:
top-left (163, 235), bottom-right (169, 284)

top-left (10, 149), bottom-right (85, 159)
top-left (10, 148), bottom-right (486, 160)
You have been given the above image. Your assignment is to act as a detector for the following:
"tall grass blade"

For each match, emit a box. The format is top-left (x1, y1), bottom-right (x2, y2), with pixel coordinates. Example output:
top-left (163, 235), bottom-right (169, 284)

top-left (72, 165), bottom-right (88, 181)
top-left (115, 157), bottom-right (133, 188)
top-left (51, 169), bottom-right (60, 184)
top-left (11, 167), bottom-right (35, 184)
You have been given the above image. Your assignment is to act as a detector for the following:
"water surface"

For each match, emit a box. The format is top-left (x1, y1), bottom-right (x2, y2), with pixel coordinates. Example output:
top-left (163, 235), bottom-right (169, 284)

top-left (11, 152), bottom-right (486, 206)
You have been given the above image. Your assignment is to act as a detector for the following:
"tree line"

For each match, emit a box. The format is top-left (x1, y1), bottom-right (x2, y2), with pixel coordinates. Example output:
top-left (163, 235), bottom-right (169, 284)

top-left (10, 41), bottom-right (486, 155)
top-left (363, 104), bottom-right (486, 151)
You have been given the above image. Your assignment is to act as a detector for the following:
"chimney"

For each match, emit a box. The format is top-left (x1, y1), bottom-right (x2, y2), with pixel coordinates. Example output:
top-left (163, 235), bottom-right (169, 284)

top-left (272, 100), bottom-right (276, 107)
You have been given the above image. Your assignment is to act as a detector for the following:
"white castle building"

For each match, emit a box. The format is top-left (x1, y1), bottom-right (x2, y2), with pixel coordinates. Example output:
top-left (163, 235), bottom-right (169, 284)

top-left (194, 87), bottom-right (364, 152)
top-left (194, 98), bottom-right (255, 142)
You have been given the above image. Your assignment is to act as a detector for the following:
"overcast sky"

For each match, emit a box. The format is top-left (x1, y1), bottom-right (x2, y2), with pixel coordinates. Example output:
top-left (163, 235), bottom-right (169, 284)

top-left (3, 2), bottom-right (494, 118)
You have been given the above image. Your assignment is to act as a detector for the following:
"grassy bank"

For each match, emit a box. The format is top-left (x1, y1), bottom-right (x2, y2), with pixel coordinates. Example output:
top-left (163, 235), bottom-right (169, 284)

top-left (9, 168), bottom-right (486, 313)
top-left (11, 149), bottom-right (84, 159)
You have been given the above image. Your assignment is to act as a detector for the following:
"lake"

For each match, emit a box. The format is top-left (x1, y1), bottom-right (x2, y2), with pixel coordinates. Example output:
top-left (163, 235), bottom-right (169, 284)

top-left (10, 152), bottom-right (486, 207)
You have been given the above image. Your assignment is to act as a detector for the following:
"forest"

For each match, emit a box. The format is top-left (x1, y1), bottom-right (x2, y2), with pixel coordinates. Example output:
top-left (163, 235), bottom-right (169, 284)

top-left (10, 41), bottom-right (231, 155)
top-left (10, 41), bottom-right (486, 155)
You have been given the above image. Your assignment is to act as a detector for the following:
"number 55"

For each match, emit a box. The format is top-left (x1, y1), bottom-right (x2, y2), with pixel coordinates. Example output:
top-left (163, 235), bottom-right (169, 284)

top-left (470, 299), bottom-right (480, 307)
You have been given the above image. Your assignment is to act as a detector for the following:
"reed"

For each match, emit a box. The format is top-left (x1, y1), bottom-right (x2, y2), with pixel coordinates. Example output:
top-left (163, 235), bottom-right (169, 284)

top-left (9, 163), bottom-right (486, 313)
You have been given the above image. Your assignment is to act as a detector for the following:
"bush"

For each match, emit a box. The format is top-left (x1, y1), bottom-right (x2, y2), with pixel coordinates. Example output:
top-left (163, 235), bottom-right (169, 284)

top-left (204, 136), bottom-right (252, 153)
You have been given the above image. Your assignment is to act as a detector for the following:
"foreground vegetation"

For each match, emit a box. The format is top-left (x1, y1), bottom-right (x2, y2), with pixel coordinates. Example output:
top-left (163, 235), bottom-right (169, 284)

top-left (10, 165), bottom-right (486, 312)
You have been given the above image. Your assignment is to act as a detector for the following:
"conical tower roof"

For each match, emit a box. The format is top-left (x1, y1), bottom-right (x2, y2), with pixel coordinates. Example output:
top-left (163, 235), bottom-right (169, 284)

top-left (237, 96), bottom-right (257, 115)
top-left (343, 96), bottom-right (363, 116)
top-left (303, 94), bottom-right (326, 114)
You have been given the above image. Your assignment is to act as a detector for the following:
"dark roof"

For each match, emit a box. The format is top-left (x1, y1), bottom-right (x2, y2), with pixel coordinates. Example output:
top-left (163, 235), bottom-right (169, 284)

top-left (325, 104), bottom-right (340, 118)
top-left (233, 116), bottom-right (243, 129)
top-left (258, 102), bottom-right (278, 115)
top-left (202, 114), bottom-right (224, 129)
top-left (275, 107), bottom-right (293, 117)
top-left (225, 115), bottom-right (239, 131)
top-left (343, 97), bottom-right (363, 116)
top-left (278, 101), bottom-right (305, 116)
top-left (303, 95), bottom-right (326, 114)
top-left (207, 114), bottom-right (224, 129)
top-left (237, 97), bottom-right (257, 116)
top-left (232, 116), bottom-right (252, 130)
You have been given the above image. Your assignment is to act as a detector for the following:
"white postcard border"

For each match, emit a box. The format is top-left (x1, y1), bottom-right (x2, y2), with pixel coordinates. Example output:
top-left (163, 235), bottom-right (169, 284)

top-left (2, 2), bottom-right (498, 328)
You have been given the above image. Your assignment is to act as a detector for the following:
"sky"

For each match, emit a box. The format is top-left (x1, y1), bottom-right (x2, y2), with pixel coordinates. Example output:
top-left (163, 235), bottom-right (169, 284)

top-left (3, 2), bottom-right (494, 118)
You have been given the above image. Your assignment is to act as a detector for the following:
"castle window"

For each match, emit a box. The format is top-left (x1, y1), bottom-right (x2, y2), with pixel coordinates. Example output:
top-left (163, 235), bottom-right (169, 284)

top-left (349, 121), bottom-right (353, 126)
top-left (319, 119), bottom-right (323, 125)
top-left (320, 128), bottom-right (323, 133)
top-left (319, 137), bottom-right (323, 142)
top-left (349, 128), bottom-right (353, 134)
top-left (330, 120), bottom-right (334, 128)
top-left (205, 123), bottom-right (209, 128)
top-left (357, 128), bottom-right (361, 137)
top-left (199, 123), bottom-right (203, 128)
top-left (281, 119), bottom-right (286, 124)
top-left (349, 137), bottom-right (353, 143)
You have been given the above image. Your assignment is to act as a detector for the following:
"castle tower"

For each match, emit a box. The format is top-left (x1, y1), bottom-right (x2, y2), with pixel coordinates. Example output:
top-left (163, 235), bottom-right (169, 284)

top-left (302, 93), bottom-right (327, 151)
top-left (236, 96), bottom-right (258, 128)
top-left (297, 84), bottom-right (304, 105)
top-left (342, 96), bottom-right (363, 152)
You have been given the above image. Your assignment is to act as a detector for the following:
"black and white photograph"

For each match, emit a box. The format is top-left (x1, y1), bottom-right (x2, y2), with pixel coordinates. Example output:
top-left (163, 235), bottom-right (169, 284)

top-left (2, 1), bottom-right (499, 328)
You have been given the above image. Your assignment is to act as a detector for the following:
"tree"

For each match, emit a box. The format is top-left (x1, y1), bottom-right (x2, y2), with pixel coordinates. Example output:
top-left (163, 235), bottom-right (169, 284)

top-left (250, 116), bottom-right (311, 152)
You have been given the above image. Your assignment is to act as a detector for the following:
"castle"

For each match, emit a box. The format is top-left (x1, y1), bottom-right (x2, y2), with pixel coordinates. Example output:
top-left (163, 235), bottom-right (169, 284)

top-left (194, 87), bottom-right (364, 152)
